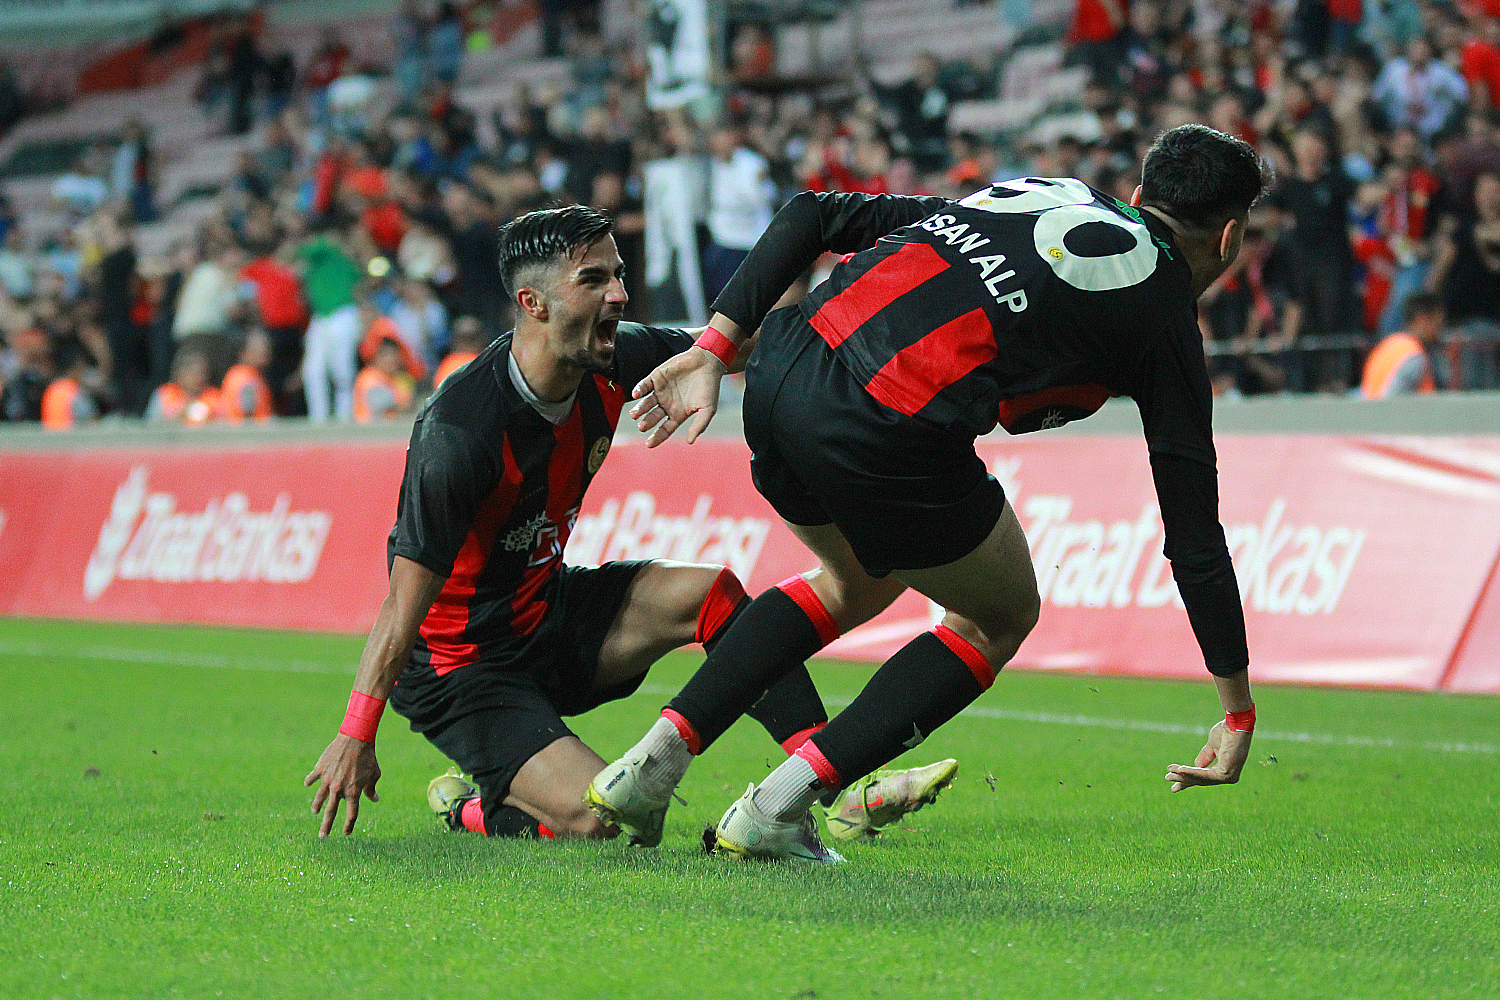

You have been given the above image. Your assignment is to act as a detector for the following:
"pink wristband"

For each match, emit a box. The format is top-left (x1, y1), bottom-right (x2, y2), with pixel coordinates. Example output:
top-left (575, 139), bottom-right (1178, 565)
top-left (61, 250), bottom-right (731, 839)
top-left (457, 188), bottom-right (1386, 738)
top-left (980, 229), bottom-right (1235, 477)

top-left (1225, 704), bottom-right (1255, 732)
top-left (340, 690), bottom-right (386, 743)
top-left (693, 327), bottom-right (738, 369)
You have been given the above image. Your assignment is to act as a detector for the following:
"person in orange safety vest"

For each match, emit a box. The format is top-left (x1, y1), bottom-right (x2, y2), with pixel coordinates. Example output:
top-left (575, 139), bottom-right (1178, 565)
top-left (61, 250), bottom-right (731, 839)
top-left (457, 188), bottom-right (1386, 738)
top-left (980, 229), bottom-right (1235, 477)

top-left (353, 337), bottom-right (413, 421)
top-left (432, 315), bottom-right (489, 387)
top-left (147, 347), bottom-right (221, 425)
top-left (219, 328), bottom-right (276, 422)
top-left (41, 340), bottom-right (100, 430)
top-left (1361, 290), bottom-right (1444, 399)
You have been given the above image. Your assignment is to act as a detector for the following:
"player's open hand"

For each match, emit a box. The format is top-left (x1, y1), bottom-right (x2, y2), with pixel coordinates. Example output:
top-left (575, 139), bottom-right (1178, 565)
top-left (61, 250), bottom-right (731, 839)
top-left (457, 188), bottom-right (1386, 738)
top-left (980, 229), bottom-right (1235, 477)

top-left (630, 346), bottom-right (726, 447)
top-left (1165, 720), bottom-right (1252, 792)
top-left (305, 733), bottom-right (381, 836)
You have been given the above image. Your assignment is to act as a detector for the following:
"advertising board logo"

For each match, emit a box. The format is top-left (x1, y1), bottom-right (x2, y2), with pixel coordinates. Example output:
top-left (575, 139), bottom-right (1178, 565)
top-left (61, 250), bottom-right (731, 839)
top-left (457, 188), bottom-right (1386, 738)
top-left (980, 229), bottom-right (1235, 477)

top-left (1021, 495), bottom-right (1365, 616)
top-left (84, 466), bottom-right (332, 600)
top-left (565, 492), bottom-right (770, 583)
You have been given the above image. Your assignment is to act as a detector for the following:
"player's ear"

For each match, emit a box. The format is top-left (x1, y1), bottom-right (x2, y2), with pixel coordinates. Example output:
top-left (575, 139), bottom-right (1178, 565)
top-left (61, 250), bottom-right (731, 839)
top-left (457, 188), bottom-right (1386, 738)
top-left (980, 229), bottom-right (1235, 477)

top-left (1218, 216), bottom-right (1243, 262)
top-left (516, 285), bottom-right (548, 321)
top-left (1129, 185), bottom-right (1143, 207)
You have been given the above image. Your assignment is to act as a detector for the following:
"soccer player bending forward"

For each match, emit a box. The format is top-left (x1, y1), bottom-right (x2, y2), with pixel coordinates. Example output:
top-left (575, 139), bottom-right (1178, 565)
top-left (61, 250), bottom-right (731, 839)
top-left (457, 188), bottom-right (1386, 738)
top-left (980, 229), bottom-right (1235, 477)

top-left (587, 124), bottom-right (1270, 862)
top-left (304, 206), bottom-right (956, 844)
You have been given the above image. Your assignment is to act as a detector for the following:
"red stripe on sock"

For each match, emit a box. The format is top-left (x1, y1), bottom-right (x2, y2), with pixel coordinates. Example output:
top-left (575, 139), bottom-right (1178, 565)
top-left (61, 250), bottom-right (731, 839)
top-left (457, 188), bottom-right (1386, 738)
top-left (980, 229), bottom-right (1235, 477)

top-left (932, 625), bottom-right (995, 690)
top-left (794, 739), bottom-right (842, 790)
top-left (696, 568), bottom-right (748, 645)
top-left (661, 708), bottom-right (702, 755)
top-left (460, 797), bottom-right (486, 834)
top-left (775, 575), bottom-right (840, 647)
top-left (537, 823), bottom-right (556, 839)
top-left (779, 722), bottom-right (826, 755)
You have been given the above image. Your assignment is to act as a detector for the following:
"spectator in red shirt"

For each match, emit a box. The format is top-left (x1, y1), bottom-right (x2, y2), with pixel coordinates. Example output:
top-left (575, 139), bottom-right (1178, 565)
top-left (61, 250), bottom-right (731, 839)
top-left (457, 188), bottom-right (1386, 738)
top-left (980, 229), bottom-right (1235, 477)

top-left (1377, 127), bottom-right (1445, 335)
top-left (240, 238), bottom-right (308, 414)
top-left (803, 134), bottom-right (891, 195)
top-left (304, 28), bottom-right (350, 128)
top-left (1069, 0), bottom-right (1128, 85)
top-left (1458, 14), bottom-right (1500, 112)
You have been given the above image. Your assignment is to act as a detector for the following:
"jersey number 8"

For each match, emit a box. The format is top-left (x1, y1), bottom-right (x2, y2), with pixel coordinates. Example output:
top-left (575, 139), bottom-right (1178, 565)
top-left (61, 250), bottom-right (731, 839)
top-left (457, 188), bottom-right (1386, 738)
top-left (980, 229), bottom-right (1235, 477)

top-left (959, 177), bottom-right (1158, 292)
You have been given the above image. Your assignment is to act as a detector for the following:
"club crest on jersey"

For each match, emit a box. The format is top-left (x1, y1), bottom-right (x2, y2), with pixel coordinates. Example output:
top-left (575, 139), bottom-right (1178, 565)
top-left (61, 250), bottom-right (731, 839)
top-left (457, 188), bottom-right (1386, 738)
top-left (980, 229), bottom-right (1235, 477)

top-left (587, 437), bottom-right (610, 474)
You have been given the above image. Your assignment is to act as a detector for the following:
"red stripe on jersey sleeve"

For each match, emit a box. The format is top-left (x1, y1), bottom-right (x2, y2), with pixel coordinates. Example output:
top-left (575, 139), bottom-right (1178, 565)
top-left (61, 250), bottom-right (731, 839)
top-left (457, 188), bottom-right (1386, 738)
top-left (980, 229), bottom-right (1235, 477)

top-left (810, 242), bottom-right (949, 349)
top-left (862, 306), bottom-right (996, 417)
top-left (422, 436), bottom-right (523, 675)
top-left (510, 409), bottom-right (587, 636)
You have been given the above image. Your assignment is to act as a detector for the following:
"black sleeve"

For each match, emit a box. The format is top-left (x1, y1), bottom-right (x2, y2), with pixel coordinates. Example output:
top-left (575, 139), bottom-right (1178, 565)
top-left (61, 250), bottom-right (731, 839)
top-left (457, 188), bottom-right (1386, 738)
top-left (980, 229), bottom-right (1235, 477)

top-left (1133, 311), bottom-right (1250, 677)
top-left (611, 321), bottom-right (693, 389)
top-left (389, 417), bottom-right (502, 578)
top-left (710, 189), bottom-right (950, 334)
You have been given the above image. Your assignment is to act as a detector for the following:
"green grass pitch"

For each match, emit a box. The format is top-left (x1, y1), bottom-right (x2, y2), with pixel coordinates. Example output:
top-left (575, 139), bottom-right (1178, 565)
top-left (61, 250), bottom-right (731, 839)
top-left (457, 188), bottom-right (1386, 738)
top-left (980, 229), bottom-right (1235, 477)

top-left (0, 616), bottom-right (1496, 999)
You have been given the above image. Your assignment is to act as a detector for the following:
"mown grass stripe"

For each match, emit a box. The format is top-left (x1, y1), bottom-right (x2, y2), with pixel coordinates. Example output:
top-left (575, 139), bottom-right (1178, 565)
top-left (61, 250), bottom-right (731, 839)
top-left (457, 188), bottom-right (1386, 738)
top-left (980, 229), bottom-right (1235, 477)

top-left (4, 640), bottom-right (1487, 756)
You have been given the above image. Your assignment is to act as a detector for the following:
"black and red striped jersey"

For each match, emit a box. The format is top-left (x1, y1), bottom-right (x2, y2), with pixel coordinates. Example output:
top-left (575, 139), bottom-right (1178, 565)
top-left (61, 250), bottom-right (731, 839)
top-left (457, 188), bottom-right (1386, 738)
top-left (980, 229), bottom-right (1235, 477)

top-left (723, 182), bottom-right (1211, 452)
top-left (713, 184), bottom-right (1248, 676)
top-left (387, 322), bottom-right (691, 679)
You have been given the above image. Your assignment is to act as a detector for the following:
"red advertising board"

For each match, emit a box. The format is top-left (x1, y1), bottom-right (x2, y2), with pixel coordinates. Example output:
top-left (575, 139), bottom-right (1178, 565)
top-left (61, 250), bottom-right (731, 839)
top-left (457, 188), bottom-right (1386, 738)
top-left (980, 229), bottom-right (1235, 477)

top-left (2, 431), bottom-right (1498, 693)
top-left (1, 442), bottom-right (404, 632)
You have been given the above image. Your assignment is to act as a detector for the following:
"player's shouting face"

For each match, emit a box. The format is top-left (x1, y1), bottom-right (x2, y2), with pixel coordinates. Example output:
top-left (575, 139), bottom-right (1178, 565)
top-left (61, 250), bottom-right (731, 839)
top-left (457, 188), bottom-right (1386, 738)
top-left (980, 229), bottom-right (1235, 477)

top-left (539, 236), bottom-right (628, 375)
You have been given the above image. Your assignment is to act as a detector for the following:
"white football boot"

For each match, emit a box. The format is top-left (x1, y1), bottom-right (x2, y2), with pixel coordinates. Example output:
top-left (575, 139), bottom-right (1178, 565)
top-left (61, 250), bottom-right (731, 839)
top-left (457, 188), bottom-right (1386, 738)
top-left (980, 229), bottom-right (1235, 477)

top-left (714, 783), bottom-right (845, 864)
top-left (426, 767), bottom-right (478, 831)
top-left (823, 758), bottom-right (959, 840)
top-left (584, 752), bottom-right (678, 847)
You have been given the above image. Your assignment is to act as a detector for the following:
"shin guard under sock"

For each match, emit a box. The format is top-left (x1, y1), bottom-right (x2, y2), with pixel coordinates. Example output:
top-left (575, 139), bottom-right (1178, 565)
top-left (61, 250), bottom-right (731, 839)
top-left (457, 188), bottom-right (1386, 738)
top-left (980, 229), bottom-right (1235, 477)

top-left (698, 571), bottom-right (830, 750)
top-left (669, 577), bottom-right (840, 753)
top-left (811, 626), bottom-right (996, 786)
top-left (477, 802), bottom-right (555, 839)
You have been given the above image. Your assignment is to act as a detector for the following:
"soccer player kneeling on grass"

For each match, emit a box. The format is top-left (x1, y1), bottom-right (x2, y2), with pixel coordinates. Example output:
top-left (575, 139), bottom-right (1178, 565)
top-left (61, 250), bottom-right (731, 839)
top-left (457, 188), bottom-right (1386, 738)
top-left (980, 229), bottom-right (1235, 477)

top-left (588, 125), bottom-right (1268, 862)
top-left (304, 206), bottom-right (955, 843)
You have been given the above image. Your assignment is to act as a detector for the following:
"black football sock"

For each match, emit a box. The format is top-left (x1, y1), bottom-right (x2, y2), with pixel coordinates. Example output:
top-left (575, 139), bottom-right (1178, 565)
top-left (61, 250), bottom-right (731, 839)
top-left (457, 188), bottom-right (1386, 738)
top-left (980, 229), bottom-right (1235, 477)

top-left (699, 579), bottom-right (830, 751)
top-left (746, 667), bottom-right (829, 751)
top-left (811, 627), bottom-right (996, 787)
top-left (479, 802), bottom-right (554, 839)
top-left (669, 578), bottom-right (840, 753)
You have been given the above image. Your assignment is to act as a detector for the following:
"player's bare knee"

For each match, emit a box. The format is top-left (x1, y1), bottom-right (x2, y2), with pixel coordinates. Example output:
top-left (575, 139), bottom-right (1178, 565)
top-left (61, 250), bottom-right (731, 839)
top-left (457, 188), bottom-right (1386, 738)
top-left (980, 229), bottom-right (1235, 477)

top-left (551, 803), bottom-right (616, 839)
top-left (1014, 583), bottom-right (1042, 638)
top-left (816, 569), bottom-right (904, 631)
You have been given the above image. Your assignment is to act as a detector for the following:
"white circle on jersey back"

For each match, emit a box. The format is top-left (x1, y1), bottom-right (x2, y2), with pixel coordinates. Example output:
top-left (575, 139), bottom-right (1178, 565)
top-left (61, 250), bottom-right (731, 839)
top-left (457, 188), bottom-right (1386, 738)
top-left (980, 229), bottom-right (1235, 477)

top-left (1031, 203), bottom-right (1158, 292)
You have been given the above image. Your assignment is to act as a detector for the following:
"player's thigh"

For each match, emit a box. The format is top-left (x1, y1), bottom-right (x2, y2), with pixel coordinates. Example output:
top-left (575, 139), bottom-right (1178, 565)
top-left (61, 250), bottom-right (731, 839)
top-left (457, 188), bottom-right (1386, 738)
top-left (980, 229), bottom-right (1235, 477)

top-left (595, 559), bottom-right (720, 688)
top-left (784, 520), bottom-right (908, 632)
top-left (892, 500), bottom-right (1040, 662)
top-left (506, 735), bottom-right (613, 838)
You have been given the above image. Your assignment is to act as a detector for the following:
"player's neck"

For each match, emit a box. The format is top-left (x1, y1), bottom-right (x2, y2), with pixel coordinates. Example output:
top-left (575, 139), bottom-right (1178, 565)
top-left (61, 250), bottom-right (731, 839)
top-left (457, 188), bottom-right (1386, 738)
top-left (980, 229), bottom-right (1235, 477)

top-left (1140, 206), bottom-right (1220, 298)
top-left (511, 327), bottom-right (583, 403)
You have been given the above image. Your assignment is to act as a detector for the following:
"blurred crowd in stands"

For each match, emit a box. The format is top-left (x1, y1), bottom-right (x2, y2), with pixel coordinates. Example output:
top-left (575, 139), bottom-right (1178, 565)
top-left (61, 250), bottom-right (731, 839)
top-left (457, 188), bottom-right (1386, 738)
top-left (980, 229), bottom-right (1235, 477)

top-left (2, 0), bottom-right (1499, 430)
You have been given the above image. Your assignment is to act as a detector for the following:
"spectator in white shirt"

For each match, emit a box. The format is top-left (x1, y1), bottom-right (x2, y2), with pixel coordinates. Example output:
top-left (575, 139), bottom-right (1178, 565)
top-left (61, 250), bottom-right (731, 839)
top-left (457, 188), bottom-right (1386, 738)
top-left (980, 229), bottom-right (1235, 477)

top-left (1372, 37), bottom-right (1469, 141)
top-left (702, 122), bottom-right (775, 300)
top-left (388, 275), bottom-right (449, 375)
top-left (50, 156), bottom-right (109, 218)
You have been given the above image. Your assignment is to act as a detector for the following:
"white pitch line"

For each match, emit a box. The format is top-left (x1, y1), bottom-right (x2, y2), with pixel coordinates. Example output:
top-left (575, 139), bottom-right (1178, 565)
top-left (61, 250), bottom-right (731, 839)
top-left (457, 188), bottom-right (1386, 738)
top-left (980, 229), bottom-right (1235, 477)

top-left (3, 641), bottom-right (1491, 756)
top-left (0, 641), bottom-right (349, 676)
top-left (637, 686), bottom-right (1500, 756)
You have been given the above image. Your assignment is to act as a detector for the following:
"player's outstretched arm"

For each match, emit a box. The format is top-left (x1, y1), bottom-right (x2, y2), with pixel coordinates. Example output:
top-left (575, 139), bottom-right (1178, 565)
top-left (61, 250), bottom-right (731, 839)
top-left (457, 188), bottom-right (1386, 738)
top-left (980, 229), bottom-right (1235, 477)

top-left (1165, 668), bottom-right (1254, 792)
top-left (630, 313), bottom-right (749, 447)
top-left (305, 557), bottom-right (446, 835)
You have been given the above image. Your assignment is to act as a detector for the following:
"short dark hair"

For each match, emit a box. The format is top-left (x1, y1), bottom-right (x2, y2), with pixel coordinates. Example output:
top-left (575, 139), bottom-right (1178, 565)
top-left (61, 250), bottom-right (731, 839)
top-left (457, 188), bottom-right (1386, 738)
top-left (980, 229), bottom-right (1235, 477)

top-left (1140, 124), bottom-right (1273, 229)
top-left (1402, 290), bottom-right (1443, 324)
top-left (498, 205), bottom-right (614, 296)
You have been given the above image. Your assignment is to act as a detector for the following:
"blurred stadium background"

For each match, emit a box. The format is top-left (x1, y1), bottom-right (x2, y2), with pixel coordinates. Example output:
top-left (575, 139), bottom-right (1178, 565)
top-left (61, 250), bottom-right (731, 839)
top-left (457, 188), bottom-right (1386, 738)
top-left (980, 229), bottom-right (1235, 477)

top-left (0, 0), bottom-right (1497, 686)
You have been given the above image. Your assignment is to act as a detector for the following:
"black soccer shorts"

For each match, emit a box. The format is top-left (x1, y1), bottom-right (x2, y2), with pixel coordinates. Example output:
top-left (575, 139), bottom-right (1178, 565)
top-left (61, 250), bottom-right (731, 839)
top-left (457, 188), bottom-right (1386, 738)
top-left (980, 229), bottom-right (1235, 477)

top-left (742, 308), bottom-right (1007, 577)
top-left (389, 560), bottom-right (650, 815)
